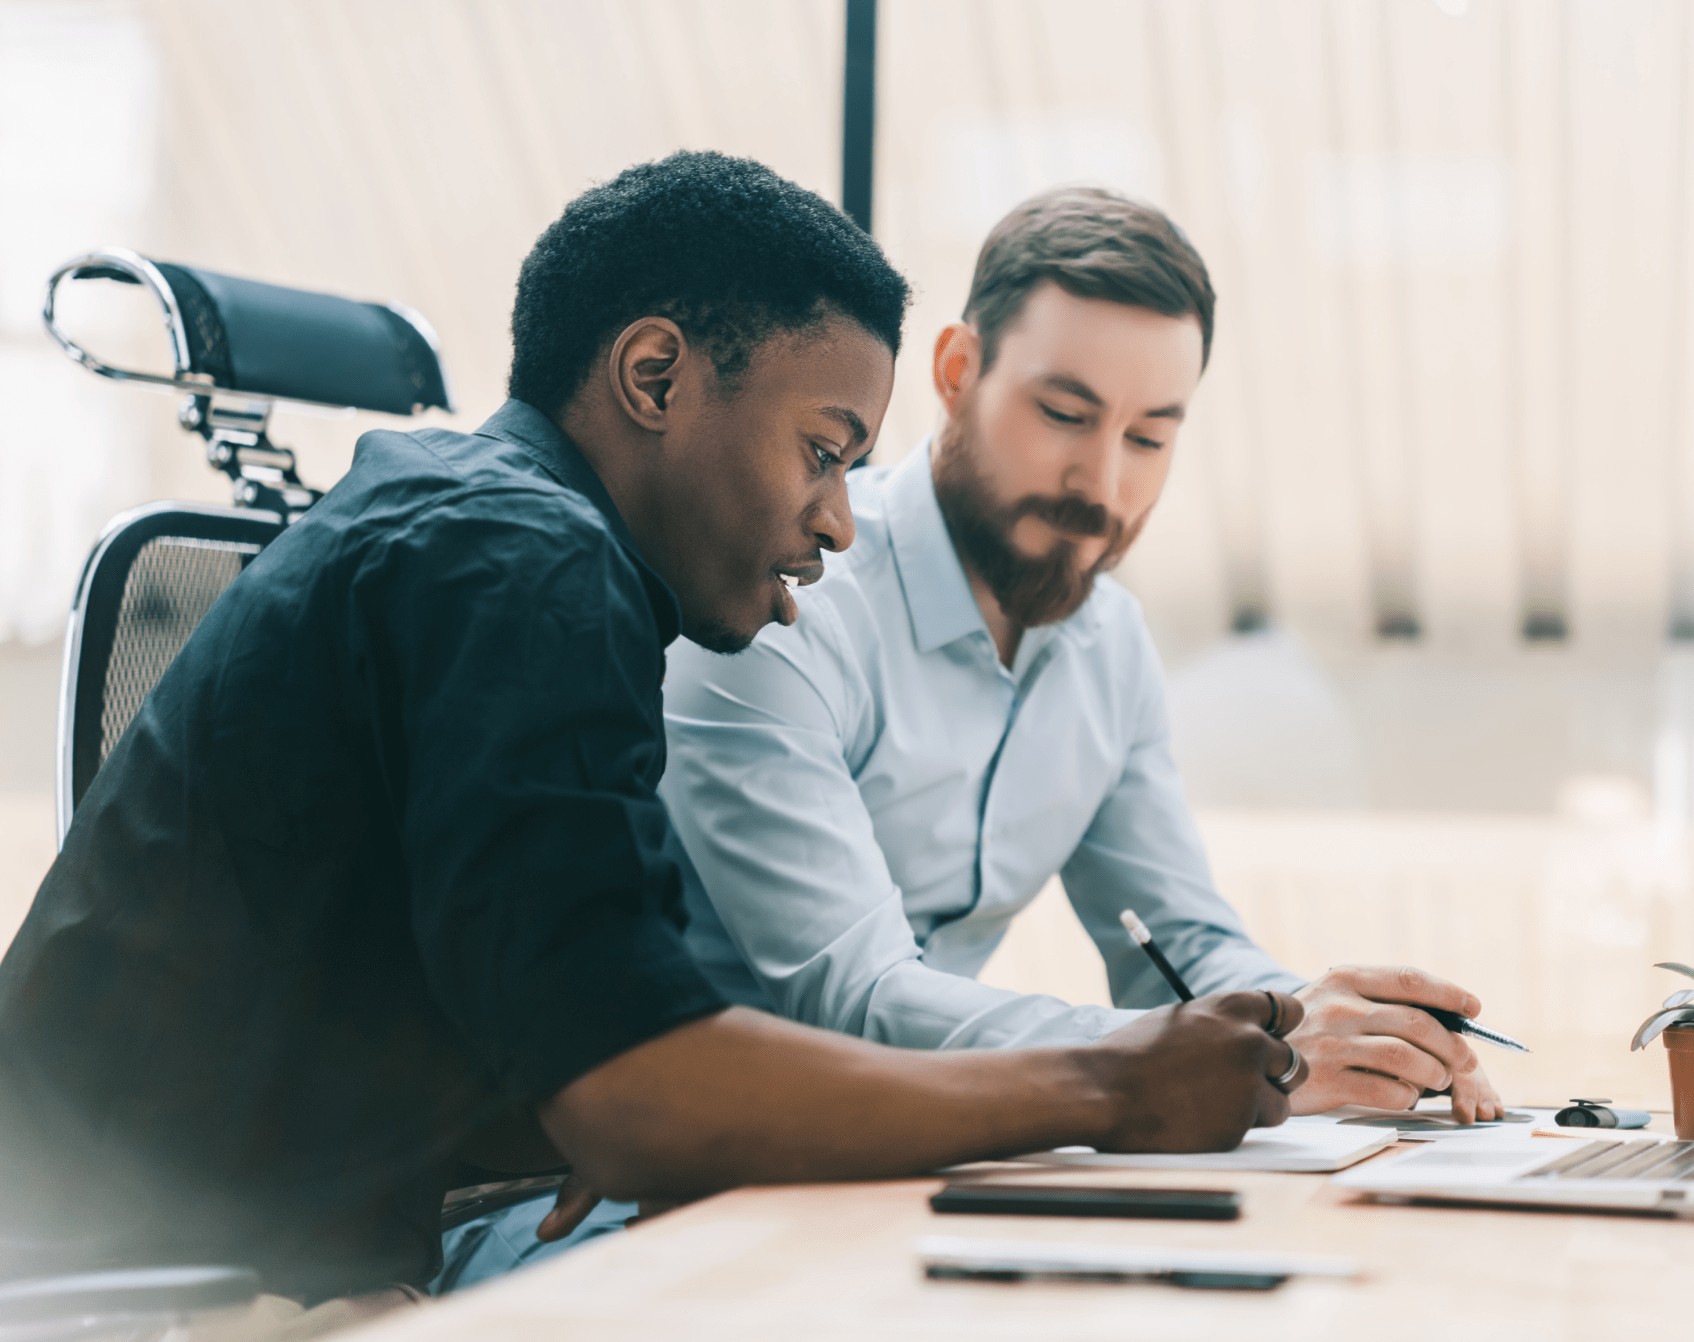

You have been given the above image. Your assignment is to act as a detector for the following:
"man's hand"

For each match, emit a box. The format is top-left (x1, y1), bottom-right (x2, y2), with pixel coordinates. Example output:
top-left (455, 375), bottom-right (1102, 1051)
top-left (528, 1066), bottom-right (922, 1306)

top-left (1084, 990), bottom-right (1308, 1152)
top-left (537, 1172), bottom-right (603, 1242)
top-left (1288, 965), bottom-right (1504, 1121)
top-left (539, 1002), bottom-right (1311, 1204)
top-left (1446, 1059), bottom-right (1505, 1124)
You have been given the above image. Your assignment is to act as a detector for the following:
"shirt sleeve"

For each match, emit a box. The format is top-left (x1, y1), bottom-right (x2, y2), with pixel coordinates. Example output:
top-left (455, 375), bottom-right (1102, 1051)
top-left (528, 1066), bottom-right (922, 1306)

top-left (660, 598), bottom-right (1140, 1051)
top-left (356, 487), bottom-right (726, 1102)
top-left (1061, 616), bottom-right (1305, 1005)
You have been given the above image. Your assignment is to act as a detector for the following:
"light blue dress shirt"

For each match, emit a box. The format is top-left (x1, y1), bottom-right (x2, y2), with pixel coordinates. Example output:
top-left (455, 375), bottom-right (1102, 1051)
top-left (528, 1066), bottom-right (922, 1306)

top-left (660, 441), bottom-right (1302, 1050)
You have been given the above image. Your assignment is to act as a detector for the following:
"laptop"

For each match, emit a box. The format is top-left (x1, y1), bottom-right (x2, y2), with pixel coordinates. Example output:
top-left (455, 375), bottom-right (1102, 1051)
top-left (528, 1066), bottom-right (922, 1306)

top-left (1334, 1134), bottom-right (1694, 1216)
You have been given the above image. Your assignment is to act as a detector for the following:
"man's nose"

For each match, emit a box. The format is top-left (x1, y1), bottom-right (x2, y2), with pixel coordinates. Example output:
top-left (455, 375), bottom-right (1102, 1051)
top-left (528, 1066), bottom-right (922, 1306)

top-left (1061, 430), bottom-right (1122, 506)
top-left (812, 475), bottom-right (856, 553)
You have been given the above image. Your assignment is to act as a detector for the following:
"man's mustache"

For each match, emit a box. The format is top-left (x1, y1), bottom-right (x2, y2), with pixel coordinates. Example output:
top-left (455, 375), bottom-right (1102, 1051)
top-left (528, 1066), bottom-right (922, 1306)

top-left (1010, 494), bottom-right (1115, 539)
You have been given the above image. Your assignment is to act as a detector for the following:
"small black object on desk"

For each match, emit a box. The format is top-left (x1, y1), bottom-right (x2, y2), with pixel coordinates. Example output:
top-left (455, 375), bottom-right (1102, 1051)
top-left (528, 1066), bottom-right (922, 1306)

top-left (923, 1263), bottom-right (1285, 1290)
top-left (1553, 1098), bottom-right (1650, 1129)
top-left (930, 1183), bottom-right (1241, 1221)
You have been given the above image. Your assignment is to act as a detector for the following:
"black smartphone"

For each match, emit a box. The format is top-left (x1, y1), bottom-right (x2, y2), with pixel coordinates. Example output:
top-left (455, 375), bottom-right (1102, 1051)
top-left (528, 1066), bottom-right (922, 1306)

top-left (929, 1182), bottom-right (1240, 1221)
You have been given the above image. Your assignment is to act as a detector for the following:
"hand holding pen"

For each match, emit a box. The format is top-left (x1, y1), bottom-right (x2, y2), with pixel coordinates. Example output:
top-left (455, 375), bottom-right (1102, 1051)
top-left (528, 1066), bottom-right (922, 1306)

top-left (1119, 909), bottom-right (1519, 1123)
top-left (1281, 967), bottom-right (1516, 1122)
top-left (1119, 909), bottom-right (1305, 1096)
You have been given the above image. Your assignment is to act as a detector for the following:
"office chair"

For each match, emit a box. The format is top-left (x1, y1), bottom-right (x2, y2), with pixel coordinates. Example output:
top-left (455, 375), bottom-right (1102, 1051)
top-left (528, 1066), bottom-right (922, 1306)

top-left (44, 247), bottom-right (453, 844)
top-left (19, 251), bottom-right (535, 1323)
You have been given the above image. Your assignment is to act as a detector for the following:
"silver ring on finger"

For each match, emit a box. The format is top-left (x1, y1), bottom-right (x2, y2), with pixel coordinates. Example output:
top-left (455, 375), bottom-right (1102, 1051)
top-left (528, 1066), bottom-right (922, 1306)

top-left (1263, 989), bottom-right (1284, 1038)
top-left (1269, 1041), bottom-right (1302, 1093)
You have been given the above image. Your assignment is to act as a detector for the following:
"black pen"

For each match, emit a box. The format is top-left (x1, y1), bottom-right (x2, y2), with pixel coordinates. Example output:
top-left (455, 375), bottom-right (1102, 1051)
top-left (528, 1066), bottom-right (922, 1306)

top-left (1121, 907), bottom-right (1530, 1053)
top-left (1421, 1007), bottom-right (1530, 1053)
top-left (1119, 909), bottom-right (1194, 1002)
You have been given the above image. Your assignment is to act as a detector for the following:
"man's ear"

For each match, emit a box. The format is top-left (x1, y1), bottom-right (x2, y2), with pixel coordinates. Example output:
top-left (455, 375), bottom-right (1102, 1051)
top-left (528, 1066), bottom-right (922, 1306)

top-left (932, 321), bottom-right (979, 412)
top-left (608, 317), bottom-right (689, 432)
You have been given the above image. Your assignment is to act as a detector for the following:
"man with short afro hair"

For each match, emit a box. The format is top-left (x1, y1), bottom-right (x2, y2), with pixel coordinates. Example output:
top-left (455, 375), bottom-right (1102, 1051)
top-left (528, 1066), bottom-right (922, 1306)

top-left (510, 150), bottom-right (909, 414)
top-left (0, 153), bottom-right (1307, 1329)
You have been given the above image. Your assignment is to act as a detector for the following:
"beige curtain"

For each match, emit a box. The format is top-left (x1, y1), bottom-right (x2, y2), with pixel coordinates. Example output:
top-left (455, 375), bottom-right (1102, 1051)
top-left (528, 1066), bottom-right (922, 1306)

top-left (4, 0), bottom-right (1694, 661)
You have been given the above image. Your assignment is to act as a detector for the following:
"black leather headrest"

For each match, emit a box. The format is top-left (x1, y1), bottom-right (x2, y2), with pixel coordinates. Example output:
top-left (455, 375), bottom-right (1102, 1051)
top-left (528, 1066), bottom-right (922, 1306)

top-left (53, 250), bottom-right (452, 415)
top-left (147, 262), bottom-right (451, 414)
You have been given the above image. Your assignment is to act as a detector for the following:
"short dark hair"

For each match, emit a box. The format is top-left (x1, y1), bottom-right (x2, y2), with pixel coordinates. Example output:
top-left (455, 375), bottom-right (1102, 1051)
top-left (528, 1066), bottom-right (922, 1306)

top-left (509, 151), bottom-right (910, 416)
top-left (963, 187), bottom-right (1215, 371)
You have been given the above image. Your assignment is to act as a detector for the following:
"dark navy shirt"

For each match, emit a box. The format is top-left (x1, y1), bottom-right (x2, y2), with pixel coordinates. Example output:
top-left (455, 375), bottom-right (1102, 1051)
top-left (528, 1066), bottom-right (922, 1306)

top-left (0, 400), bottom-right (726, 1301)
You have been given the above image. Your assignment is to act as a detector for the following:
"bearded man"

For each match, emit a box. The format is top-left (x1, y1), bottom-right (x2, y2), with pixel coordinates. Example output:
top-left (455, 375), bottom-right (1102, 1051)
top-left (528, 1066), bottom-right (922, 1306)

top-left (660, 187), bottom-right (1505, 1122)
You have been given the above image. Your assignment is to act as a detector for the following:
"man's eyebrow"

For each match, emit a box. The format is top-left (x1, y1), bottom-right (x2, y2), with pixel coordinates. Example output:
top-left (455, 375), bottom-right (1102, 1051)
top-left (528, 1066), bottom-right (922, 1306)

top-left (820, 406), bottom-right (869, 446)
top-left (1040, 375), bottom-right (1187, 422)
top-left (1039, 374), bottom-right (1103, 407)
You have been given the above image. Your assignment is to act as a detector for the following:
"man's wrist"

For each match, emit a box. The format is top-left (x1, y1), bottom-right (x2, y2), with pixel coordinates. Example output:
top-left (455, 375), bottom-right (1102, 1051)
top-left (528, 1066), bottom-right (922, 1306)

top-left (1044, 1043), bottom-right (1118, 1151)
top-left (940, 1044), bottom-right (1118, 1158)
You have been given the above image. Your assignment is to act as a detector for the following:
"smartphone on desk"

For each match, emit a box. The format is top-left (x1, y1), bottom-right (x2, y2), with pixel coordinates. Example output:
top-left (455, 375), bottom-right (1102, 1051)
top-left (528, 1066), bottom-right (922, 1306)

top-left (929, 1182), bottom-right (1240, 1221)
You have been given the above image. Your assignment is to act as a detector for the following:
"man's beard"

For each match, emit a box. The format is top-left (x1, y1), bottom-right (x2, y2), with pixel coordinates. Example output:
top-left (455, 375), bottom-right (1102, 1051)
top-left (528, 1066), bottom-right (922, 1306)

top-left (932, 409), bottom-right (1141, 630)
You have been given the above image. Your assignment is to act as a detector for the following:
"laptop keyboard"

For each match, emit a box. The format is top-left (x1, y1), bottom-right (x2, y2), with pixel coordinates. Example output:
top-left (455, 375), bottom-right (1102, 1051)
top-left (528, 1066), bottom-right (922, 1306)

top-left (1525, 1139), bottom-right (1694, 1182)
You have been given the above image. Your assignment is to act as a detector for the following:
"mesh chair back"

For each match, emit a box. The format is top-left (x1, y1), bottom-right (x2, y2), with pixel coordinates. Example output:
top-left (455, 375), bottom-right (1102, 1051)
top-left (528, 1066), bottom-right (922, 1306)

top-left (55, 504), bottom-right (566, 1222)
top-left (58, 502), bottom-right (283, 844)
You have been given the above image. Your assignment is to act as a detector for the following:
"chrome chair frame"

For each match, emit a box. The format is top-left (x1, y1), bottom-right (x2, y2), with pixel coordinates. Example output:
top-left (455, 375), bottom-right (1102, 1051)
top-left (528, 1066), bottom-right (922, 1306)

top-left (0, 1266), bottom-right (259, 1342)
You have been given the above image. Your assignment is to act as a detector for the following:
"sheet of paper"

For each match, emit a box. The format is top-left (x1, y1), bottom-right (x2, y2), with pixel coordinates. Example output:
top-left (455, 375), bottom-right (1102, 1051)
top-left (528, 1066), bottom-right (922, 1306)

top-left (1010, 1122), bottom-right (1396, 1173)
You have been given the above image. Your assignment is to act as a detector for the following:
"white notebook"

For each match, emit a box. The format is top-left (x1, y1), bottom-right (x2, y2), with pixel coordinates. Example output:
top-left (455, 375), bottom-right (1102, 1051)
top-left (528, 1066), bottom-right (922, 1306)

top-left (1010, 1121), bottom-right (1397, 1173)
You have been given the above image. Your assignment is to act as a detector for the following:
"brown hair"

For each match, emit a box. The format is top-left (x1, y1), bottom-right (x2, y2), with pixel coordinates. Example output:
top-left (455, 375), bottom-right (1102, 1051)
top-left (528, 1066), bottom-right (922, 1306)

top-left (962, 187), bottom-right (1215, 371)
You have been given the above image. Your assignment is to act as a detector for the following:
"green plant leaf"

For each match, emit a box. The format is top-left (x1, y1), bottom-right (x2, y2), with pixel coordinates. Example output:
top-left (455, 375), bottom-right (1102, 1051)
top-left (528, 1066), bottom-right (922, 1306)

top-left (1631, 1006), bottom-right (1694, 1051)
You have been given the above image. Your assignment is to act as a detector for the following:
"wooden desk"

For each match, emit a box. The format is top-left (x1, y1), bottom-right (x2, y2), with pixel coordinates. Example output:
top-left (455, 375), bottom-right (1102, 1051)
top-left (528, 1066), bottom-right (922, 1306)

top-left (353, 1143), bottom-right (1692, 1342)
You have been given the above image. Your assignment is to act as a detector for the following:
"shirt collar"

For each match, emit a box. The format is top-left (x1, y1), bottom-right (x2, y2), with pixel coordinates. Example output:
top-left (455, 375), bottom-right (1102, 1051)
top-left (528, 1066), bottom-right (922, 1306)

top-left (884, 438), bottom-right (1104, 655)
top-left (476, 398), bottom-right (683, 644)
top-left (475, 398), bottom-right (641, 550)
top-left (885, 440), bottom-right (990, 654)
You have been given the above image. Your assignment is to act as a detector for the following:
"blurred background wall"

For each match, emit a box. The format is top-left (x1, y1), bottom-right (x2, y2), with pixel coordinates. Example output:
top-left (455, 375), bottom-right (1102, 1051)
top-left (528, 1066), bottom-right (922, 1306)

top-left (4, 0), bottom-right (1692, 1105)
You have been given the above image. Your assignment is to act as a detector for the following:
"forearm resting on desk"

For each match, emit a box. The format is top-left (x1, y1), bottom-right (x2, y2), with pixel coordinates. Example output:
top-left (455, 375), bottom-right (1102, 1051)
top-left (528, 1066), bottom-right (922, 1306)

top-left (538, 993), bottom-right (1306, 1203)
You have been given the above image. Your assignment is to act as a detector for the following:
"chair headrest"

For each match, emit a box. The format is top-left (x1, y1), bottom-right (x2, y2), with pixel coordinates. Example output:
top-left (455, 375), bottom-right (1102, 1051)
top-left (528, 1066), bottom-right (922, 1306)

top-left (45, 247), bottom-right (454, 416)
